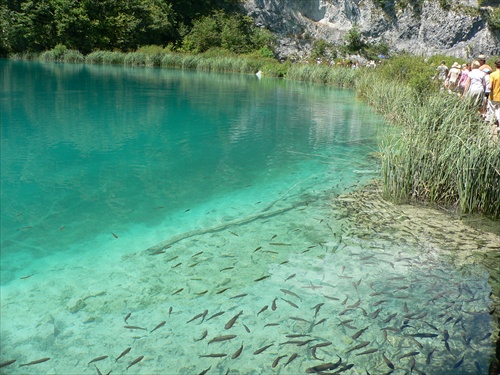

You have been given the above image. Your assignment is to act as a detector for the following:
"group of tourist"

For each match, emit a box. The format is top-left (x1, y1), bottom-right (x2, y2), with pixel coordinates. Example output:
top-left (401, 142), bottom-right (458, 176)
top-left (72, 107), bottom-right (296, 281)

top-left (437, 55), bottom-right (500, 134)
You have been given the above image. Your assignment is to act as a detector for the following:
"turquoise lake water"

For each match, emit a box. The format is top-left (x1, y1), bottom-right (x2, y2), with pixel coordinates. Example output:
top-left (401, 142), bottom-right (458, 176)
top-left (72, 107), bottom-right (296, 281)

top-left (0, 60), bottom-right (497, 374)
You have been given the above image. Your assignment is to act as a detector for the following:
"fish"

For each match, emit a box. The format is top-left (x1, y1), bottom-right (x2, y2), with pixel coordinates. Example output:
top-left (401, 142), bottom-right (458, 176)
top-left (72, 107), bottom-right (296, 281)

top-left (356, 348), bottom-right (378, 356)
top-left (280, 288), bottom-right (302, 301)
top-left (124, 313), bottom-right (131, 323)
top-left (187, 310), bottom-right (208, 324)
top-left (225, 311), bottom-right (243, 330)
top-left (88, 356), bottom-right (108, 365)
top-left (281, 298), bottom-right (299, 308)
top-left (257, 305), bottom-right (268, 315)
top-left (199, 354), bottom-right (227, 358)
top-left (399, 351), bottom-right (419, 359)
top-left (285, 274), bottom-right (296, 281)
top-left (150, 321), bottom-right (166, 333)
top-left (20, 274), bottom-right (33, 279)
top-left (445, 340), bottom-right (451, 352)
top-left (311, 347), bottom-right (322, 360)
top-left (195, 330), bottom-right (208, 342)
top-left (312, 303), bottom-right (324, 317)
top-left (383, 313), bottom-right (397, 323)
top-left (370, 308), bottom-right (383, 319)
top-left (17, 226), bottom-right (32, 231)
top-left (453, 355), bottom-right (465, 368)
top-left (124, 325), bottom-right (147, 330)
top-left (406, 333), bottom-right (438, 338)
top-left (208, 335), bottom-right (237, 345)
top-left (19, 358), bottom-right (51, 367)
top-left (207, 311), bottom-right (225, 321)
top-left (314, 318), bottom-right (327, 326)
top-left (269, 242), bottom-right (291, 246)
top-left (296, 339), bottom-right (315, 346)
top-left (192, 251), bottom-right (203, 257)
top-left (230, 293), bottom-right (248, 299)
top-left (95, 365), bottom-right (103, 375)
top-left (253, 246), bottom-right (262, 252)
top-left (284, 353), bottom-right (298, 366)
top-left (243, 324), bottom-right (251, 333)
top-left (254, 275), bottom-right (270, 282)
top-left (232, 344), bottom-right (243, 359)
top-left (352, 326), bottom-right (369, 340)
top-left (199, 366), bottom-right (211, 375)
top-left (169, 307), bottom-right (173, 317)
top-left (347, 299), bottom-right (361, 309)
top-left (112, 232), bottom-right (118, 238)
top-left (346, 341), bottom-right (370, 353)
top-left (382, 352), bottom-right (394, 369)
top-left (116, 347), bottom-right (132, 362)
top-left (271, 298), bottom-right (277, 311)
top-left (253, 344), bottom-right (273, 355)
top-left (264, 323), bottom-right (279, 327)
top-left (220, 267), bottom-right (234, 272)
top-left (172, 262), bottom-right (182, 268)
top-left (216, 288), bottom-right (230, 294)
top-left (0, 360), bottom-right (16, 368)
top-left (272, 355), bottom-right (287, 368)
top-left (443, 329), bottom-right (450, 341)
top-left (306, 362), bottom-right (340, 373)
top-left (323, 295), bottom-right (340, 301)
top-left (373, 299), bottom-right (388, 306)
top-left (126, 356), bottom-right (144, 370)
top-left (336, 364), bottom-right (354, 372)
top-left (172, 288), bottom-right (184, 295)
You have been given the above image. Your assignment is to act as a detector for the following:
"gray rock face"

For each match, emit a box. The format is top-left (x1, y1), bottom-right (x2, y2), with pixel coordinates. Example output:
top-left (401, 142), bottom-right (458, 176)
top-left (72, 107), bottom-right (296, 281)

top-left (241, 0), bottom-right (500, 59)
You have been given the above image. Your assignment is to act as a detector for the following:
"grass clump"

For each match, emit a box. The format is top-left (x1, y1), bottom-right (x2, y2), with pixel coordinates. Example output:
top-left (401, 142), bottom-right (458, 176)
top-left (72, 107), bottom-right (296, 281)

top-left (368, 78), bottom-right (500, 218)
top-left (39, 44), bottom-right (84, 63)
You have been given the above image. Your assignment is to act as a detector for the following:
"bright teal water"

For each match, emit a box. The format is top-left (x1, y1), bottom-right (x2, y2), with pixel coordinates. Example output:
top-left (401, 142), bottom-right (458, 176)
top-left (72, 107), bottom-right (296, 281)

top-left (0, 60), bottom-right (496, 374)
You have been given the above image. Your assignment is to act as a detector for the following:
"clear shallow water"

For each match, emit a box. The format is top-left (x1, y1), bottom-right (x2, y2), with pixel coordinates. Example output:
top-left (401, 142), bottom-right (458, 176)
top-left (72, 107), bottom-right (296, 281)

top-left (0, 60), bottom-right (497, 374)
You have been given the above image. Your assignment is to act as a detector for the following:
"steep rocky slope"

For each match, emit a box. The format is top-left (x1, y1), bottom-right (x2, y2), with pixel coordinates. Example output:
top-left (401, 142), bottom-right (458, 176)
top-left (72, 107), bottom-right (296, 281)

top-left (241, 0), bottom-right (500, 59)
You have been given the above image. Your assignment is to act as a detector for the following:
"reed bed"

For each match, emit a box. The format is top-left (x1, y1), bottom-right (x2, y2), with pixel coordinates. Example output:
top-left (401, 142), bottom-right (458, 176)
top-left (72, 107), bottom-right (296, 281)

top-left (85, 51), bottom-right (125, 65)
top-left (378, 93), bottom-right (500, 218)
top-left (39, 48), bottom-right (85, 63)
top-left (286, 64), bottom-right (359, 88)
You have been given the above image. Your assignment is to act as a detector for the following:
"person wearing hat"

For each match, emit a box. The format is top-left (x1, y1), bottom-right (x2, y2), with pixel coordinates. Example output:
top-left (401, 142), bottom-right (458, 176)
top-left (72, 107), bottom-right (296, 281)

top-left (446, 62), bottom-right (461, 92)
top-left (477, 54), bottom-right (493, 73)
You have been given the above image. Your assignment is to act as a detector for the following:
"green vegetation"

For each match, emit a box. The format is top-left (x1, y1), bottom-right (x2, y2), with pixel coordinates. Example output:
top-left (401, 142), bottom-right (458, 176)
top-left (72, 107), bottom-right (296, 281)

top-left (181, 10), bottom-right (275, 54)
top-left (485, 7), bottom-right (500, 32)
top-left (356, 57), bottom-right (500, 218)
top-left (1, 0), bottom-right (240, 55)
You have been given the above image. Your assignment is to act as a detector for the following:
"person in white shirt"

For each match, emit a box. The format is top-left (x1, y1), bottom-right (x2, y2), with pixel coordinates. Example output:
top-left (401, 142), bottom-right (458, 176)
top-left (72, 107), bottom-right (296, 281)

top-left (465, 60), bottom-right (486, 108)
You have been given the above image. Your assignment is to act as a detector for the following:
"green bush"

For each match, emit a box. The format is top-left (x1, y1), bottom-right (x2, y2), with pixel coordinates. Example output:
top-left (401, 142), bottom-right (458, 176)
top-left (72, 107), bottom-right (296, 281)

top-left (486, 7), bottom-right (500, 32)
top-left (182, 10), bottom-right (274, 55)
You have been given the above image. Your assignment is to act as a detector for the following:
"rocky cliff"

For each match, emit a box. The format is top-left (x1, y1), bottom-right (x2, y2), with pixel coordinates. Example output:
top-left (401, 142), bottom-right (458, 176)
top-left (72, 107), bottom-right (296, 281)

top-left (240, 0), bottom-right (500, 59)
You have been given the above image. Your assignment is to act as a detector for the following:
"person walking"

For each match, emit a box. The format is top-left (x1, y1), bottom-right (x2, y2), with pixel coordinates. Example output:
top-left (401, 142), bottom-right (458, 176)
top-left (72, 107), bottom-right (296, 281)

top-left (464, 60), bottom-right (486, 109)
top-left (436, 60), bottom-right (449, 90)
top-left (446, 62), bottom-right (461, 92)
top-left (458, 63), bottom-right (470, 96)
top-left (488, 60), bottom-right (500, 134)
top-left (477, 54), bottom-right (493, 73)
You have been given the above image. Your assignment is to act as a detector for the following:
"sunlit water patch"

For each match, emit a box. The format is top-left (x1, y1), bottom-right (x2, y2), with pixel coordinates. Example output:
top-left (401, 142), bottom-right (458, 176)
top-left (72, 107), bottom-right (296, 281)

top-left (0, 61), bottom-right (498, 374)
